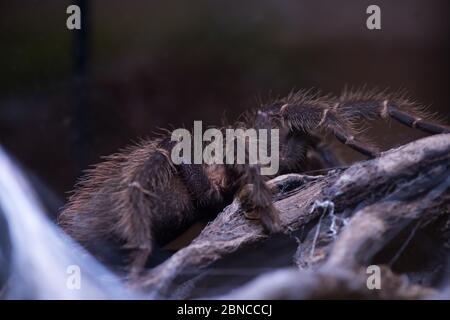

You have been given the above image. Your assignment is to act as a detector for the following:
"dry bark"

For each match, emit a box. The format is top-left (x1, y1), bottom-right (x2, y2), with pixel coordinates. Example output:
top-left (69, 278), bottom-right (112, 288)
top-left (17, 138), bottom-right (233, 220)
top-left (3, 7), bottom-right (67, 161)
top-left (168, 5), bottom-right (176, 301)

top-left (138, 133), bottom-right (450, 299)
top-left (217, 266), bottom-right (436, 299)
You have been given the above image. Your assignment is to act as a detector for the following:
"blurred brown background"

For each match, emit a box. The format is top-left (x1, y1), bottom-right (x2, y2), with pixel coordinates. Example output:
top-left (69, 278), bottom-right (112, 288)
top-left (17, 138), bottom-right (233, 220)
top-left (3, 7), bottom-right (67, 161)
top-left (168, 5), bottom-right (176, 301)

top-left (0, 0), bottom-right (449, 216)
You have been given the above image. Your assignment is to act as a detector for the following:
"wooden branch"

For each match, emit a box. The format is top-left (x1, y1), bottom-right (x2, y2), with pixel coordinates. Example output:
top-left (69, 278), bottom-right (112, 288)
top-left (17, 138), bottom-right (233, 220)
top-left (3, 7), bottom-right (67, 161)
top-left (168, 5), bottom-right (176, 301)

top-left (139, 134), bottom-right (450, 298)
top-left (218, 266), bottom-right (436, 299)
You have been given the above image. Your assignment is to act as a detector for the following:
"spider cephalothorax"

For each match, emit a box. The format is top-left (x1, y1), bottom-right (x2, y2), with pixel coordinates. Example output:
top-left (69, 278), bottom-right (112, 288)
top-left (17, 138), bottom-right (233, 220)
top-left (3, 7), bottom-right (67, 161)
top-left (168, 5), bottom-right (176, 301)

top-left (58, 88), bottom-right (449, 276)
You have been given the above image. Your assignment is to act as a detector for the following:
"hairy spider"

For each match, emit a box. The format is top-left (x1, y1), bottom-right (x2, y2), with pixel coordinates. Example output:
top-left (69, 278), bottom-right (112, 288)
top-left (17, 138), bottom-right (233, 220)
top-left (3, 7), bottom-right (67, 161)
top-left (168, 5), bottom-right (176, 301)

top-left (58, 88), bottom-right (450, 275)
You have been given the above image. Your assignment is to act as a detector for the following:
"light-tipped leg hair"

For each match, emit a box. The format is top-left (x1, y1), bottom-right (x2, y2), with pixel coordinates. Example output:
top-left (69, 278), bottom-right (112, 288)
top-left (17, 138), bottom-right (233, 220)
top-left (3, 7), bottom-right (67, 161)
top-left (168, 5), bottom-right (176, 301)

top-left (336, 88), bottom-right (450, 134)
top-left (279, 95), bottom-right (379, 158)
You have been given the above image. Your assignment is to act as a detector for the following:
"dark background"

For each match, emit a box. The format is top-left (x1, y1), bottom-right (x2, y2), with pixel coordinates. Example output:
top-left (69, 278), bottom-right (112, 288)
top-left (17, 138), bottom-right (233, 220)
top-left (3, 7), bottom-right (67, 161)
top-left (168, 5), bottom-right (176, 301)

top-left (1, 0), bottom-right (449, 217)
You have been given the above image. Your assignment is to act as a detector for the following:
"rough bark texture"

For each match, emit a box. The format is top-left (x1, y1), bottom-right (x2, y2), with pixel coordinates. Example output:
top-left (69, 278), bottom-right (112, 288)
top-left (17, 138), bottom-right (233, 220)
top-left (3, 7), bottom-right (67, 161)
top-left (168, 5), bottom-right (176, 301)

top-left (138, 134), bottom-right (450, 299)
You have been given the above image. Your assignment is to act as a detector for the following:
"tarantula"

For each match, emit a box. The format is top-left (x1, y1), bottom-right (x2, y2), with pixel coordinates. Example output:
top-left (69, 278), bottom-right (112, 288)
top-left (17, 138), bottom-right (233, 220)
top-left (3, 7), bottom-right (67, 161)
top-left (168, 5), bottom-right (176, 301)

top-left (58, 88), bottom-right (449, 275)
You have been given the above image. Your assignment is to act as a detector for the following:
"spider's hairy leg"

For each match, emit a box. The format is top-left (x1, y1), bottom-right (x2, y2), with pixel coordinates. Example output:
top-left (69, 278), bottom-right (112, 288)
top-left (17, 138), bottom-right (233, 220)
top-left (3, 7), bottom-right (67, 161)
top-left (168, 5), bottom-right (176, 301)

top-left (332, 125), bottom-right (378, 158)
top-left (337, 89), bottom-right (450, 134)
top-left (121, 145), bottom-right (175, 276)
top-left (280, 101), bottom-right (379, 158)
top-left (231, 164), bottom-right (281, 233)
top-left (388, 106), bottom-right (450, 134)
top-left (278, 132), bottom-right (344, 174)
top-left (225, 111), bottom-right (282, 233)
